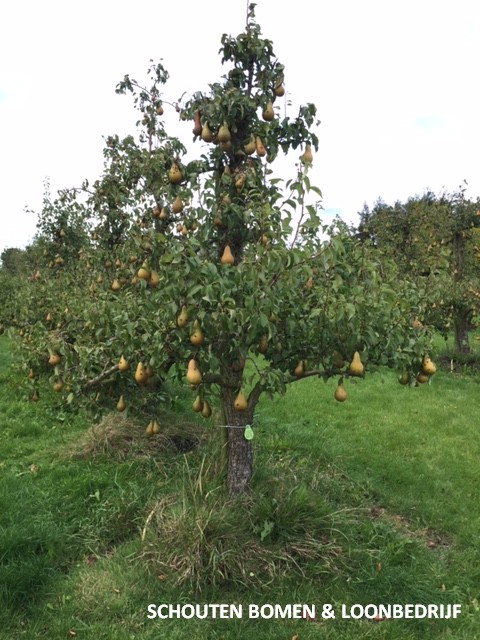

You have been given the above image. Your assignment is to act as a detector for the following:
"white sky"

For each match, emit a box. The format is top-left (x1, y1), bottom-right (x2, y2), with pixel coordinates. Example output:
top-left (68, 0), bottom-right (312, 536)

top-left (1, 0), bottom-right (480, 257)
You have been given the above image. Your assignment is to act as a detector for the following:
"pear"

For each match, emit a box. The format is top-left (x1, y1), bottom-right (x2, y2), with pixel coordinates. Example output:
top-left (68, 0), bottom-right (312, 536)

top-left (348, 351), bottom-right (364, 377)
top-left (300, 143), bottom-right (313, 165)
top-left (255, 136), bottom-right (266, 157)
top-left (234, 390), bottom-right (248, 411)
top-left (177, 305), bottom-right (188, 328)
top-left (152, 205), bottom-right (160, 218)
top-left (201, 123), bottom-right (214, 143)
top-left (168, 162), bottom-right (183, 184)
top-left (116, 395), bottom-right (126, 412)
top-left (192, 395), bottom-right (203, 413)
top-left (145, 364), bottom-right (154, 379)
top-left (48, 351), bottom-right (61, 366)
top-left (172, 195), bottom-right (184, 214)
top-left (192, 111), bottom-right (202, 136)
top-left (274, 82), bottom-right (285, 97)
top-left (262, 101), bottom-right (274, 122)
top-left (186, 359), bottom-right (202, 386)
top-left (293, 360), bottom-right (305, 377)
top-left (217, 122), bottom-right (231, 143)
top-left (53, 379), bottom-right (63, 392)
top-left (220, 244), bottom-right (235, 265)
top-left (201, 399), bottom-right (212, 418)
top-left (31, 390), bottom-right (40, 402)
top-left (111, 278), bottom-right (121, 292)
top-left (421, 355), bottom-right (436, 376)
top-left (145, 420), bottom-right (154, 437)
top-left (244, 135), bottom-right (256, 155)
top-left (190, 320), bottom-right (204, 346)
top-left (258, 335), bottom-right (268, 354)
top-left (334, 382), bottom-right (347, 402)
top-left (416, 372), bottom-right (429, 384)
top-left (137, 263), bottom-right (150, 280)
top-left (149, 270), bottom-right (160, 288)
top-left (152, 419), bottom-right (160, 434)
top-left (234, 173), bottom-right (245, 193)
top-left (332, 351), bottom-right (345, 369)
top-left (134, 361), bottom-right (148, 384)
top-left (398, 370), bottom-right (410, 385)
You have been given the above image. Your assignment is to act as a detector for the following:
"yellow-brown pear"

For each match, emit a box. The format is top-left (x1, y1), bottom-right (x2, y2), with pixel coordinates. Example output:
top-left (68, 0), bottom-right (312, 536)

top-left (334, 382), bottom-right (347, 402)
top-left (48, 351), bottom-right (61, 366)
top-left (118, 354), bottom-right (129, 372)
top-left (262, 101), bottom-right (274, 121)
top-left (255, 136), bottom-right (266, 157)
top-left (172, 195), bottom-right (184, 214)
top-left (116, 395), bottom-right (126, 412)
top-left (293, 360), bottom-right (305, 377)
top-left (201, 123), bottom-right (214, 143)
top-left (134, 361), bottom-right (148, 384)
top-left (217, 122), bottom-right (231, 143)
top-left (348, 351), bottom-right (364, 377)
top-left (300, 143), bottom-right (313, 165)
top-left (221, 244), bottom-right (235, 265)
top-left (168, 162), bottom-right (183, 184)
top-left (192, 111), bottom-right (202, 136)
top-left (234, 390), bottom-right (248, 411)
top-left (192, 395), bottom-right (203, 413)
top-left (186, 359), bottom-right (202, 386)
top-left (201, 399), bottom-right (212, 418)
top-left (177, 305), bottom-right (188, 328)
top-left (421, 356), bottom-right (436, 376)
top-left (190, 320), bottom-right (204, 346)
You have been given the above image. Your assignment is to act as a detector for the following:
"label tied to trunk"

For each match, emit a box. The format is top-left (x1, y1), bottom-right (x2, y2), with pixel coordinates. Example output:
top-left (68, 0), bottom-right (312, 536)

top-left (244, 425), bottom-right (254, 440)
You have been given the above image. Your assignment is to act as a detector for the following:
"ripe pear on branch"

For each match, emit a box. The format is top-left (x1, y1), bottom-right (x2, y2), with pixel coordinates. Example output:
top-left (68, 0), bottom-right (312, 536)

top-left (177, 305), bottom-right (188, 328)
top-left (348, 351), bottom-right (364, 377)
top-left (186, 359), bottom-right (202, 386)
top-left (168, 162), bottom-right (183, 184)
top-left (134, 361), bottom-right (148, 384)
top-left (190, 320), bottom-right (204, 346)
top-left (192, 395), bottom-right (203, 413)
top-left (234, 390), bottom-right (248, 411)
top-left (421, 355), bottom-right (436, 376)
top-left (221, 244), bottom-right (235, 265)
top-left (300, 144), bottom-right (313, 165)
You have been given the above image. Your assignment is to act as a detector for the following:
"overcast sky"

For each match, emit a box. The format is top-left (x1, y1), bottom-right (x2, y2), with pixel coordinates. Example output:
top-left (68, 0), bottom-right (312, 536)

top-left (1, 0), bottom-right (479, 257)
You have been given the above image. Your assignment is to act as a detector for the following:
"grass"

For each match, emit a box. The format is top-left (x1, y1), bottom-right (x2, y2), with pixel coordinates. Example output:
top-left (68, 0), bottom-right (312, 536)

top-left (0, 335), bottom-right (479, 638)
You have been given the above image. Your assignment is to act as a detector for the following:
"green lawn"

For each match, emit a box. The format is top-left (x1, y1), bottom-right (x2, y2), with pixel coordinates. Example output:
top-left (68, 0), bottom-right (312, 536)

top-left (0, 335), bottom-right (479, 639)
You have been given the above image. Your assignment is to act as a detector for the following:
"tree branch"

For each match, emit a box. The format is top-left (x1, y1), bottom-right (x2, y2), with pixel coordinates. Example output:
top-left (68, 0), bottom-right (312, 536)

top-left (83, 364), bottom-right (119, 390)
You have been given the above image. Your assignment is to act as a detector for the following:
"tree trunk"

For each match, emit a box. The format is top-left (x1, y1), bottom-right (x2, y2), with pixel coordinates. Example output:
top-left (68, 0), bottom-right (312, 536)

top-left (221, 387), bottom-right (254, 496)
top-left (454, 309), bottom-right (470, 354)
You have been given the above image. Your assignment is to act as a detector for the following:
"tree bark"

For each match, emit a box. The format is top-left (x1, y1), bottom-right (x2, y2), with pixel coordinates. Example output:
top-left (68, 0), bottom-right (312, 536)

top-left (220, 386), bottom-right (254, 496)
top-left (454, 309), bottom-right (470, 354)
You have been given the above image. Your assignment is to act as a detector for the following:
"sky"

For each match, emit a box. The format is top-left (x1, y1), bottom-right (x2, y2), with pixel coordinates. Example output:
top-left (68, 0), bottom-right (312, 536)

top-left (1, 0), bottom-right (480, 257)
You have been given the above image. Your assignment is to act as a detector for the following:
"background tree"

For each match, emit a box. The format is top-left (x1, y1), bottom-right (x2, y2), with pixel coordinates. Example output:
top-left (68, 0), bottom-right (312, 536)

top-left (12, 5), bottom-right (433, 495)
top-left (358, 186), bottom-right (480, 353)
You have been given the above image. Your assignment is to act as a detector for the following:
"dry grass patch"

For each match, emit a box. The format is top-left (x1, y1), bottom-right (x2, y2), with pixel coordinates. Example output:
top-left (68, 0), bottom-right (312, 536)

top-left (64, 412), bottom-right (205, 461)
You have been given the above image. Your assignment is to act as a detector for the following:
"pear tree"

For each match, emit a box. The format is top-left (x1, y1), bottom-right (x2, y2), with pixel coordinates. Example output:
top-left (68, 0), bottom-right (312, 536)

top-left (14, 5), bottom-right (433, 495)
top-left (358, 188), bottom-right (480, 354)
